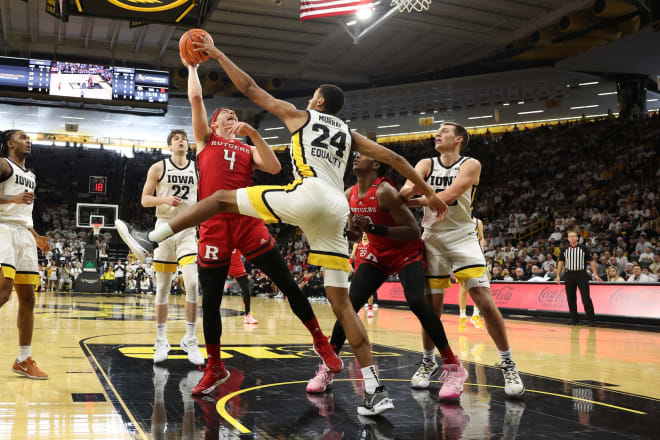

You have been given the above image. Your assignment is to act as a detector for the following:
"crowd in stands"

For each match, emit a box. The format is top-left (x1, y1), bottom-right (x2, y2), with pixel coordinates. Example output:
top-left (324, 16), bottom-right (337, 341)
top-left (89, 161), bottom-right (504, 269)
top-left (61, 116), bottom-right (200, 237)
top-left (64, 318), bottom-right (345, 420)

top-left (23, 113), bottom-right (660, 296)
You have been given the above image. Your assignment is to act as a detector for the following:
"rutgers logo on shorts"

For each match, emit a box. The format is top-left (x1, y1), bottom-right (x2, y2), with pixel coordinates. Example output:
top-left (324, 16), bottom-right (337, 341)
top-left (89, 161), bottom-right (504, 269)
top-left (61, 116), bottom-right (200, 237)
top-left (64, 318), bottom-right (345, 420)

top-left (365, 252), bottom-right (378, 263)
top-left (204, 245), bottom-right (220, 260)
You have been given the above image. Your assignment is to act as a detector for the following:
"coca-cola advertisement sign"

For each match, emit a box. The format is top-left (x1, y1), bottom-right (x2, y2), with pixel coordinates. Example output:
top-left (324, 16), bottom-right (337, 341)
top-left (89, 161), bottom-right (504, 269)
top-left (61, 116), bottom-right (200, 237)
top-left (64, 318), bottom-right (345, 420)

top-left (376, 282), bottom-right (660, 319)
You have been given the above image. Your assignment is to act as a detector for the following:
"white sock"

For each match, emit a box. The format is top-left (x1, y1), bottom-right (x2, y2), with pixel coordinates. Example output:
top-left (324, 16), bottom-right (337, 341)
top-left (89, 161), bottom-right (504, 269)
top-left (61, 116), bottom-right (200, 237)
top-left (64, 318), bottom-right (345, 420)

top-left (148, 224), bottom-right (174, 243)
top-left (186, 322), bottom-right (196, 338)
top-left (498, 349), bottom-right (513, 363)
top-left (17, 346), bottom-right (31, 362)
top-left (157, 323), bottom-right (167, 340)
top-left (423, 349), bottom-right (436, 364)
top-left (361, 365), bottom-right (381, 394)
top-left (155, 385), bottom-right (165, 402)
top-left (472, 305), bottom-right (480, 317)
top-left (459, 310), bottom-right (467, 319)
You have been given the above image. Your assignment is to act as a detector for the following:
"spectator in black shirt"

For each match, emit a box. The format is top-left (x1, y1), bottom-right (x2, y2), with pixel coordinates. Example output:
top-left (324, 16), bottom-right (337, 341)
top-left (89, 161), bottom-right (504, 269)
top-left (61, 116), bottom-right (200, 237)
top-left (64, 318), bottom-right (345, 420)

top-left (511, 267), bottom-right (527, 281)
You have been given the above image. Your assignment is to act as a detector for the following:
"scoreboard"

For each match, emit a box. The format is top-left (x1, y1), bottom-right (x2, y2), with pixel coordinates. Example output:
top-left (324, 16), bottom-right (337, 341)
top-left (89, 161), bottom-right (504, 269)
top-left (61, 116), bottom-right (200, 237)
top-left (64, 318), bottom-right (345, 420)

top-left (27, 59), bottom-right (51, 93)
top-left (113, 68), bottom-right (169, 103)
top-left (0, 56), bottom-right (169, 110)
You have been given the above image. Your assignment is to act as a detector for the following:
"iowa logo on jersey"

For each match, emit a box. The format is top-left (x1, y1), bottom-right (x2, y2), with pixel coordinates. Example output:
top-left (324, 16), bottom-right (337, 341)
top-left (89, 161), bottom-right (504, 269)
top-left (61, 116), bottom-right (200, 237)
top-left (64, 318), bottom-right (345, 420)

top-left (167, 174), bottom-right (195, 184)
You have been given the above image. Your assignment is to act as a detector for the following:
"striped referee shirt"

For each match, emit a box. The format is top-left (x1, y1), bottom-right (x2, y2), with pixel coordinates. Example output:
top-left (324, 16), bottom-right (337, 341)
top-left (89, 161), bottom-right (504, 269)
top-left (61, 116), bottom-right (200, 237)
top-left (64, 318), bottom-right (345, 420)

top-left (559, 244), bottom-right (592, 272)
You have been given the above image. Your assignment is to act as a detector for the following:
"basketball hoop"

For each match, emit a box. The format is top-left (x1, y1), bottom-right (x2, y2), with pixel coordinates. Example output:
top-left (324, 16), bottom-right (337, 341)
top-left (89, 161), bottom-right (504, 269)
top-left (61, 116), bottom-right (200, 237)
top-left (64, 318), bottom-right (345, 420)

top-left (91, 223), bottom-right (102, 236)
top-left (391, 0), bottom-right (431, 12)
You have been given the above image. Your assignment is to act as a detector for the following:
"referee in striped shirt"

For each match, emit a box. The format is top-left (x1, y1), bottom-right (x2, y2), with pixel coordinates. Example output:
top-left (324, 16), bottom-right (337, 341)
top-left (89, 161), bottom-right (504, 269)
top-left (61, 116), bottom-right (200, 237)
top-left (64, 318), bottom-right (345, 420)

top-left (557, 231), bottom-right (602, 325)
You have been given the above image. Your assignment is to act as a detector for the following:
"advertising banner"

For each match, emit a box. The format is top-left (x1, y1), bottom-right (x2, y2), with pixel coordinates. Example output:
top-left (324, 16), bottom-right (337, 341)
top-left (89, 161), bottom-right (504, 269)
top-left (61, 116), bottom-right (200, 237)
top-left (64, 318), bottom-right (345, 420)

top-left (376, 282), bottom-right (660, 319)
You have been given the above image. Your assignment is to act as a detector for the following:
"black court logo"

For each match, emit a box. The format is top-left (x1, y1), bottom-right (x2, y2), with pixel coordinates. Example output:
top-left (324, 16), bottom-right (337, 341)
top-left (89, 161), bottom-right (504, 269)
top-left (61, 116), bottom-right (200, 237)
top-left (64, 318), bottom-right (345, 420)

top-left (105, 0), bottom-right (190, 12)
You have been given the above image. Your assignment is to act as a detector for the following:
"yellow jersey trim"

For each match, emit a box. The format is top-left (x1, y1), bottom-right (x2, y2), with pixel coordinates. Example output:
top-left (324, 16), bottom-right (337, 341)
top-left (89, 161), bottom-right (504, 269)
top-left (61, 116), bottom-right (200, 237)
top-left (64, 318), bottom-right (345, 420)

top-left (245, 180), bottom-right (304, 224)
top-left (291, 131), bottom-right (315, 179)
top-left (1, 265), bottom-right (16, 280)
top-left (154, 261), bottom-right (178, 273)
top-left (454, 266), bottom-right (486, 282)
top-left (15, 273), bottom-right (39, 286)
top-left (427, 276), bottom-right (452, 290)
top-left (178, 254), bottom-right (197, 267)
top-left (308, 252), bottom-right (351, 272)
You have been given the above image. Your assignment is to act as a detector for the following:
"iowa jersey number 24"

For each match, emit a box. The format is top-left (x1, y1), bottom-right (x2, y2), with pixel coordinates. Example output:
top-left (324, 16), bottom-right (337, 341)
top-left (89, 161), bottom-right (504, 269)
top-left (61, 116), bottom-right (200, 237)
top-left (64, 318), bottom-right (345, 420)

top-left (311, 123), bottom-right (347, 158)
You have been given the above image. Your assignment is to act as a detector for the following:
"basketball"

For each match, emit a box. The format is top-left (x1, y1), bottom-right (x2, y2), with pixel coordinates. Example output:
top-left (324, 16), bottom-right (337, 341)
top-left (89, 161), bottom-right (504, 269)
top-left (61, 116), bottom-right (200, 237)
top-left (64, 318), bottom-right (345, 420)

top-left (179, 28), bottom-right (213, 66)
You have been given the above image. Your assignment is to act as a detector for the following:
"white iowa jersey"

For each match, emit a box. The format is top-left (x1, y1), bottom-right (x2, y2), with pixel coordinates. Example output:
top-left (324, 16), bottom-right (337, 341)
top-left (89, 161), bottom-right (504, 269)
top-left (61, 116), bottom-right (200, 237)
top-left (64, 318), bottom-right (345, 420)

top-left (155, 158), bottom-right (198, 219)
top-left (0, 158), bottom-right (36, 227)
top-left (422, 156), bottom-right (477, 233)
top-left (290, 110), bottom-right (352, 192)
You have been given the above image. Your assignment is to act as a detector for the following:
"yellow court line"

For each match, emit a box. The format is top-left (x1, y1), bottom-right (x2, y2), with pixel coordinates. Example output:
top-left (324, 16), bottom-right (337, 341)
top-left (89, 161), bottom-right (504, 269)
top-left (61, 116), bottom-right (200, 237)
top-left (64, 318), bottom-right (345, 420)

top-left (217, 378), bottom-right (647, 434)
top-left (83, 341), bottom-right (148, 440)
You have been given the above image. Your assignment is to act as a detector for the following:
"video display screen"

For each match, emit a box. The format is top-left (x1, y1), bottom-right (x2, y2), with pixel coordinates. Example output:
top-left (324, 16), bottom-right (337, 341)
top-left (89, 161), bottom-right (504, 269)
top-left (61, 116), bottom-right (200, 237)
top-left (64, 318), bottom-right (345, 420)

top-left (0, 56), bottom-right (169, 107)
top-left (49, 62), bottom-right (113, 100)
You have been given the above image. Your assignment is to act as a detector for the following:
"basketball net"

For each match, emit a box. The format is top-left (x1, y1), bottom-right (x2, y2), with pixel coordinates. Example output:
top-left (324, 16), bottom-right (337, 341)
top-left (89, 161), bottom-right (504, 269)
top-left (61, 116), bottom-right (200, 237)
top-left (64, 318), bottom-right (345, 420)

top-left (391, 0), bottom-right (431, 12)
top-left (91, 223), bottom-right (102, 236)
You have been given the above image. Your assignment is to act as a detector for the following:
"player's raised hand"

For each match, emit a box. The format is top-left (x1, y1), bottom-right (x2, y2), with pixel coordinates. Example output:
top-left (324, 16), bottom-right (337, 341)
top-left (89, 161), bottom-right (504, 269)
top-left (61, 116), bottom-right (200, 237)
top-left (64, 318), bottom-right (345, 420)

top-left (180, 52), bottom-right (197, 69)
top-left (164, 196), bottom-right (183, 207)
top-left (35, 235), bottom-right (51, 252)
top-left (12, 192), bottom-right (35, 205)
top-left (192, 35), bottom-right (222, 60)
top-left (426, 193), bottom-right (448, 221)
top-left (228, 122), bottom-right (256, 138)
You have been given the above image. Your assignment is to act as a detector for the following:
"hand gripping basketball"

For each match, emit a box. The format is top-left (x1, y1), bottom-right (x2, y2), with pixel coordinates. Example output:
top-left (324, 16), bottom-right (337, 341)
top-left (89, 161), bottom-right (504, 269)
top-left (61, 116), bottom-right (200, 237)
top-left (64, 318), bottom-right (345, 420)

top-left (179, 29), bottom-right (214, 66)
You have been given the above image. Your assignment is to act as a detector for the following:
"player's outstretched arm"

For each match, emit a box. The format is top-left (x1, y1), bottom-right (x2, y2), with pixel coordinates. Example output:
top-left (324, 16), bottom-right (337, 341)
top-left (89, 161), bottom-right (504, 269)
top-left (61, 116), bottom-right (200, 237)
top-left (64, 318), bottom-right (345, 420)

top-left (141, 162), bottom-right (181, 208)
top-left (228, 122), bottom-right (281, 175)
top-left (193, 38), bottom-right (307, 132)
top-left (400, 158), bottom-right (431, 200)
top-left (351, 132), bottom-right (447, 220)
top-left (182, 54), bottom-right (211, 151)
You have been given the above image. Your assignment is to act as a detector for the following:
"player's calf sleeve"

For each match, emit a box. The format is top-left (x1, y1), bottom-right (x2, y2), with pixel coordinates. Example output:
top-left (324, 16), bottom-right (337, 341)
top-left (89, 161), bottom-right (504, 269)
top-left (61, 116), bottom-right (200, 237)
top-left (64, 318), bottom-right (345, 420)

top-left (236, 275), bottom-right (251, 313)
top-left (251, 247), bottom-right (314, 323)
top-left (181, 263), bottom-right (199, 304)
top-left (155, 271), bottom-right (172, 306)
top-left (198, 265), bottom-right (229, 345)
top-left (400, 261), bottom-right (451, 350)
top-left (330, 264), bottom-right (387, 352)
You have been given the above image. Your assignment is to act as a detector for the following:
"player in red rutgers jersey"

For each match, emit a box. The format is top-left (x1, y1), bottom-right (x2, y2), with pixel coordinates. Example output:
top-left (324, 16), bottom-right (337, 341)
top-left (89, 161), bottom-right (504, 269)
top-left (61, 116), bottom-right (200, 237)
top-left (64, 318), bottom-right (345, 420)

top-left (117, 56), bottom-right (342, 396)
top-left (349, 233), bottom-right (376, 317)
top-left (306, 153), bottom-right (467, 401)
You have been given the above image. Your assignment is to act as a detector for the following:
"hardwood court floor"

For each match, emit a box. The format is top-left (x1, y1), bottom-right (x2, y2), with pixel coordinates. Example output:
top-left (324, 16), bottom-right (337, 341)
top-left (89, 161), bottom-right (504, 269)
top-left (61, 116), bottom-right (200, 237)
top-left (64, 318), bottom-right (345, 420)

top-left (0, 291), bottom-right (658, 439)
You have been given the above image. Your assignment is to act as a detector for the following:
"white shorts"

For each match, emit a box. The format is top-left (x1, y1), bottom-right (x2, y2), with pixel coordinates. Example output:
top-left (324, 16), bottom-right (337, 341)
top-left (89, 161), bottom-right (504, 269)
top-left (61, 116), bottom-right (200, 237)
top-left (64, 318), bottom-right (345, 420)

top-left (236, 177), bottom-right (350, 271)
top-left (423, 227), bottom-right (486, 294)
top-left (0, 222), bottom-right (39, 285)
top-left (152, 218), bottom-right (197, 273)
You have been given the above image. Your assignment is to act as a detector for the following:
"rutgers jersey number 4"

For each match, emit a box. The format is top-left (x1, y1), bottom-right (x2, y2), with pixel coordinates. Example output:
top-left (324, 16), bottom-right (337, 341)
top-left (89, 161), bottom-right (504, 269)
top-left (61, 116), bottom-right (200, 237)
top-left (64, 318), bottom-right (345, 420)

top-left (225, 150), bottom-right (236, 170)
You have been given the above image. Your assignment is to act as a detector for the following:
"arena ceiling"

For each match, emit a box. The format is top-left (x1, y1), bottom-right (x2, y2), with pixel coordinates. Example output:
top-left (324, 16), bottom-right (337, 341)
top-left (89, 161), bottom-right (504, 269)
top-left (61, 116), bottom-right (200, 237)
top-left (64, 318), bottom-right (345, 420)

top-left (0, 0), bottom-right (643, 92)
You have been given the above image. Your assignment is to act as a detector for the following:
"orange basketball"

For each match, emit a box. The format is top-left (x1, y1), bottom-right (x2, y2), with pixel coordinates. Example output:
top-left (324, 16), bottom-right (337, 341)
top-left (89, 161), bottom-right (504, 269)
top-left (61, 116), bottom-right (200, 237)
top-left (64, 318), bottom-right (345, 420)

top-left (179, 28), bottom-right (213, 66)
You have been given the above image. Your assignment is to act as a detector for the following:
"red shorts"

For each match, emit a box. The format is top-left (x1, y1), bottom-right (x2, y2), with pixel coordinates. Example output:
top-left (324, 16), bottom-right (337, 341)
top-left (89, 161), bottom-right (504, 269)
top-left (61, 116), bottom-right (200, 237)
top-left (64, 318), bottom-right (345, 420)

top-left (229, 250), bottom-right (247, 278)
top-left (360, 241), bottom-right (424, 275)
top-left (198, 214), bottom-right (275, 268)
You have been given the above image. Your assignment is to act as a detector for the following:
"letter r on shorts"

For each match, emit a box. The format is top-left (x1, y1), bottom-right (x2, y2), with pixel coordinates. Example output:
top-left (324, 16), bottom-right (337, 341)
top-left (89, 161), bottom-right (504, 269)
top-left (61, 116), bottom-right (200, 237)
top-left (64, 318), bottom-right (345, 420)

top-left (204, 245), bottom-right (219, 260)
